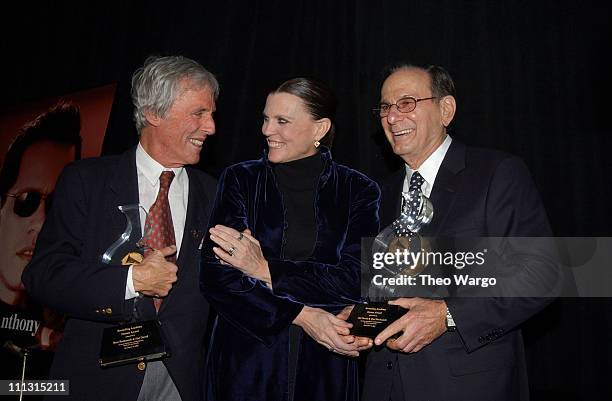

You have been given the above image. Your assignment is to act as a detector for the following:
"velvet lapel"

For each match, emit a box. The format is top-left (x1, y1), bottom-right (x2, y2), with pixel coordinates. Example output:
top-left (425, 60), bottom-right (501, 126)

top-left (425, 140), bottom-right (466, 236)
top-left (259, 157), bottom-right (289, 258)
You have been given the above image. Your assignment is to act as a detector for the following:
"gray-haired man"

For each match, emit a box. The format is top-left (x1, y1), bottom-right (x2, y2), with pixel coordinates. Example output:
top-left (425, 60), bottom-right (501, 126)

top-left (23, 55), bottom-right (218, 401)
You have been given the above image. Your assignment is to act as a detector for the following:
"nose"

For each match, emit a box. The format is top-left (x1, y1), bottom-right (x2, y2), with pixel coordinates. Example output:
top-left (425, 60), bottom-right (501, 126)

top-left (386, 104), bottom-right (404, 124)
top-left (201, 115), bottom-right (216, 136)
top-left (28, 203), bottom-right (46, 246)
top-left (262, 120), bottom-right (273, 137)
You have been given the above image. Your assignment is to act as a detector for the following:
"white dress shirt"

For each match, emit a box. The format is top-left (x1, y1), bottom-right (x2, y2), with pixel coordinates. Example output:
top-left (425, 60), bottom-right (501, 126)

top-left (403, 135), bottom-right (453, 196)
top-left (125, 143), bottom-right (189, 299)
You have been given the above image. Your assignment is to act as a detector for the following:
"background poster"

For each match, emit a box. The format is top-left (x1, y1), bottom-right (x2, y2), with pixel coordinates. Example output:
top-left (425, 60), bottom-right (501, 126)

top-left (0, 84), bottom-right (115, 386)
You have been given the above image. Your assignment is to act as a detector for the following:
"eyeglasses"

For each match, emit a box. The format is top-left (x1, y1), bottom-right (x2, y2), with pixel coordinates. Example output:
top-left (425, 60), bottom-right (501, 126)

top-left (373, 96), bottom-right (438, 117)
top-left (4, 191), bottom-right (53, 217)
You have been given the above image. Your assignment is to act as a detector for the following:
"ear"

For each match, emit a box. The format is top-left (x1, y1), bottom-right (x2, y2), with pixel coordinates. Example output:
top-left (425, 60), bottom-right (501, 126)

top-left (314, 118), bottom-right (332, 142)
top-left (439, 96), bottom-right (456, 128)
top-left (143, 108), bottom-right (162, 127)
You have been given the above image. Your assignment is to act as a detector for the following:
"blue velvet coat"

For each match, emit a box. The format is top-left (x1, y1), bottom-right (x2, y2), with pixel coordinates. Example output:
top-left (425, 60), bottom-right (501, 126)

top-left (200, 149), bottom-right (380, 401)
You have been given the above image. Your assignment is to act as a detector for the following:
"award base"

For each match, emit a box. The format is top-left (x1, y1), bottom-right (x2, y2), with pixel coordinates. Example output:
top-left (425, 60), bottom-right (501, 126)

top-left (347, 302), bottom-right (405, 339)
top-left (99, 320), bottom-right (169, 368)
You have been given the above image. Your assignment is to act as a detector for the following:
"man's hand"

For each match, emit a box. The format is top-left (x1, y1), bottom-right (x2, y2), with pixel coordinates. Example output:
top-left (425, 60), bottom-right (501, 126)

top-left (374, 298), bottom-right (447, 353)
top-left (294, 306), bottom-right (371, 357)
top-left (132, 245), bottom-right (178, 297)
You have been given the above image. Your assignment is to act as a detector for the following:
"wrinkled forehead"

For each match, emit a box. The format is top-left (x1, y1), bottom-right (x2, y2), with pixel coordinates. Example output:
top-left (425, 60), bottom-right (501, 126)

top-left (381, 68), bottom-right (432, 101)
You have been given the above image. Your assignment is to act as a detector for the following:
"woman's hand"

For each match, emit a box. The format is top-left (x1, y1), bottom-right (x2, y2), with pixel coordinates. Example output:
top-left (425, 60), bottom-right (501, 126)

top-left (293, 306), bottom-right (372, 357)
top-left (337, 305), bottom-right (373, 352)
top-left (209, 225), bottom-right (271, 286)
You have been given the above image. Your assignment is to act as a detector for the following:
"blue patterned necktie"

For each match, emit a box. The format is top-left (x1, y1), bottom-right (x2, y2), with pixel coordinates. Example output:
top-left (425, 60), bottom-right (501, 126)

top-left (408, 171), bottom-right (424, 219)
top-left (409, 171), bottom-right (424, 192)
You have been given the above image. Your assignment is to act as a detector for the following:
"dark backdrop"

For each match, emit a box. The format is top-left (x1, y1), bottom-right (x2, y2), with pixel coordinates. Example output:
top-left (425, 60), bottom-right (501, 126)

top-left (2, 1), bottom-right (611, 399)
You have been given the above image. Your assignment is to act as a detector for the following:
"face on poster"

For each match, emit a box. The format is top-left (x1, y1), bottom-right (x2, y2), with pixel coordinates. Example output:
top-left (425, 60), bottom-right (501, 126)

top-left (0, 84), bottom-right (114, 313)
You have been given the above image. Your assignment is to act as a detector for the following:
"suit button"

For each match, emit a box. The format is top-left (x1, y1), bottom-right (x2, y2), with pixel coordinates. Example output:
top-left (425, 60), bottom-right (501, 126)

top-left (386, 361), bottom-right (393, 370)
top-left (105, 308), bottom-right (113, 315)
top-left (137, 361), bottom-right (146, 371)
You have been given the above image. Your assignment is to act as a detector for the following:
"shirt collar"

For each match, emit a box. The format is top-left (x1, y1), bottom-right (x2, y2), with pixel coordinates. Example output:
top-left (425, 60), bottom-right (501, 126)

top-left (136, 143), bottom-right (185, 187)
top-left (404, 135), bottom-right (452, 191)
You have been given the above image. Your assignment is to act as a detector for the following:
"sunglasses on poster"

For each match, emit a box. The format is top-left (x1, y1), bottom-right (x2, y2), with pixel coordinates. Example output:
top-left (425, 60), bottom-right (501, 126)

top-left (4, 191), bottom-right (53, 217)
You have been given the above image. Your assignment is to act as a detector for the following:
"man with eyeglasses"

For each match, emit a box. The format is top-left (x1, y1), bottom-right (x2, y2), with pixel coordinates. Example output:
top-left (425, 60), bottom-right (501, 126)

top-left (0, 101), bottom-right (81, 378)
top-left (361, 64), bottom-right (556, 401)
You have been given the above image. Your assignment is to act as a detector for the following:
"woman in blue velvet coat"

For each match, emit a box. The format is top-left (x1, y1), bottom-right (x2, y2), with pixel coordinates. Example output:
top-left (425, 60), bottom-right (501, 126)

top-left (200, 77), bottom-right (380, 401)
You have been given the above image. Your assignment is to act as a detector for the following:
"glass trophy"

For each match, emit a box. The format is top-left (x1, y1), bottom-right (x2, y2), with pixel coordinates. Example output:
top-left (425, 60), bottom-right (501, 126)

top-left (348, 190), bottom-right (434, 338)
top-left (371, 190), bottom-right (433, 295)
top-left (100, 204), bottom-right (150, 265)
top-left (98, 204), bottom-right (169, 368)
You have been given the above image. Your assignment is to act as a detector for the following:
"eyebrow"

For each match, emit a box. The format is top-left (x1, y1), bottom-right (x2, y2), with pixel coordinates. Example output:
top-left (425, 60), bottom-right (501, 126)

top-left (380, 94), bottom-right (416, 103)
top-left (195, 106), bottom-right (215, 113)
top-left (262, 112), bottom-right (292, 120)
top-left (8, 186), bottom-right (51, 195)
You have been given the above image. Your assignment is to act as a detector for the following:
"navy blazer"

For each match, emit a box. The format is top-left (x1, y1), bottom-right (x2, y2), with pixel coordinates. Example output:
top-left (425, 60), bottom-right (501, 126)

top-left (362, 140), bottom-right (557, 401)
top-left (200, 148), bottom-right (380, 401)
top-left (22, 148), bottom-right (216, 401)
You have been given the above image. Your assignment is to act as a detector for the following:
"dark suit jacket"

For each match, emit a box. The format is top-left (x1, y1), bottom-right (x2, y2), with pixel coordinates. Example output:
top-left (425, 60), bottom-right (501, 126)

top-left (22, 147), bottom-right (216, 401)
top-left (362, 140), bottom-right (556, 401)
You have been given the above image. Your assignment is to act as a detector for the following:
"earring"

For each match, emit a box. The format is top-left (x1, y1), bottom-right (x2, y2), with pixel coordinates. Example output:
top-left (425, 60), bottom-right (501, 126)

top-left (314, 140), bottom-right (320, 148)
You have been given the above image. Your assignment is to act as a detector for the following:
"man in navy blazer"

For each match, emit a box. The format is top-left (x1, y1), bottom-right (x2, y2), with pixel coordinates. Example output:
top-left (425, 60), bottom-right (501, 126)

top-left (22, 55), bottom-right (218, 401)
top-left (362, 64), bottom-right (559, 401)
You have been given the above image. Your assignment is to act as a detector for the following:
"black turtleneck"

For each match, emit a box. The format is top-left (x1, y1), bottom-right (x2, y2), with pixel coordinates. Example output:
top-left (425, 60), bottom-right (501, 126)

top-left (272, 151), bottom-right (324, 401)
top-left (273, 152), bottom-right (324, 260)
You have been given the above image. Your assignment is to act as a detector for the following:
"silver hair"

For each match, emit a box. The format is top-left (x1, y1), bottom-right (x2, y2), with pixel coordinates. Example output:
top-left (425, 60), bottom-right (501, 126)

top-left (131, 55), bottom-right (219, 132)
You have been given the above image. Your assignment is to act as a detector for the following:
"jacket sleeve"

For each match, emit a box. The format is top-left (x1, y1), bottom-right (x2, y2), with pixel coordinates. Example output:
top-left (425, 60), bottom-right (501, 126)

top-left (22, 163), bottom-right (135, 323)
top-left (446, 156), bottom-right (563, 352)
top-left (200, 166), bottom-right (303, 346)
top-left (267, 177), bottom-right (380, 307)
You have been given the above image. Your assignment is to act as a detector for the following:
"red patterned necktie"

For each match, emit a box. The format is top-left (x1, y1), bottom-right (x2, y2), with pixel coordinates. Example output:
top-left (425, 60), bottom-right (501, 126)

top-left (142, 171), bottom-right (176, 311)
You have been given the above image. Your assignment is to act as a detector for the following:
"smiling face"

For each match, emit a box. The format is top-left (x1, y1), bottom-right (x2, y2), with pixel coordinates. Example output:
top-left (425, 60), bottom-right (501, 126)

top-left (140, 79), bottom-right (216, 167)
top-left (262, 92), bottom-right (327, 163)
top-left (380, 67), bottom-right (455, 168)
top-left (0, 141), bottom-right (74, 305)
